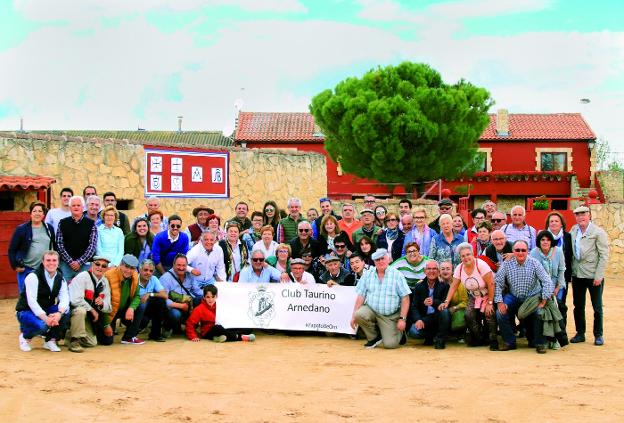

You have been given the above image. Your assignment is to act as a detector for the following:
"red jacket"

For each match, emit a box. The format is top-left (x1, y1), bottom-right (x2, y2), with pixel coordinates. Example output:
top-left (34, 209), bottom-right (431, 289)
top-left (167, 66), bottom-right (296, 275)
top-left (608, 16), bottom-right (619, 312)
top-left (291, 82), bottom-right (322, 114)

top-left (185, 299), bottom-right (217, 340)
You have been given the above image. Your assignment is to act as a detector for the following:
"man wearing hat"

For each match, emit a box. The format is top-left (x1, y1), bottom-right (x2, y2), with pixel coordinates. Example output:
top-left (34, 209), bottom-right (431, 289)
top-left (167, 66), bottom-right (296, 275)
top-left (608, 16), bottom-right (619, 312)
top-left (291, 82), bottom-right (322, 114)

top-left (569, 205), bottom-right (609, 346)
top-left (185, 205), bottom-right (215, 247)
top-left (352, 209), bottom-right (382, 245)
top-left (289, 258), bottom-right (316, 284)
top-left (351, 249), bottom-right (411, 349)
top-left (429, 199), bottom-right (454, 234)
top-left (320, 254), bottom-right (354, 286)
top-left (104, 254), bottom-right (145, 345)
top-left (67, 255), bottom-right (113, 352)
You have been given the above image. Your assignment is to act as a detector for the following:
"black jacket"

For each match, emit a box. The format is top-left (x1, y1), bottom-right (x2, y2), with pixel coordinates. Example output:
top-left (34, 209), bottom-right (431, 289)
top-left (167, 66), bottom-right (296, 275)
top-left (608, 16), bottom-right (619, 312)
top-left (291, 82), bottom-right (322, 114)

top-left (376, 230), bottom-right (405, 262)
top-left (8, 221), bottom-right (55, 269)
top-left (410, 279), bottom-right (449, 323)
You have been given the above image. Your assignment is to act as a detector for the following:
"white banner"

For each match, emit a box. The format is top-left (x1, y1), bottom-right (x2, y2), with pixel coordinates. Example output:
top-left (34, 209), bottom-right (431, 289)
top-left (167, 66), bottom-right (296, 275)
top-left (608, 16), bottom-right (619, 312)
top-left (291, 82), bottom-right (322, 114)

top-left (214, 282), bottom-right (357, 335)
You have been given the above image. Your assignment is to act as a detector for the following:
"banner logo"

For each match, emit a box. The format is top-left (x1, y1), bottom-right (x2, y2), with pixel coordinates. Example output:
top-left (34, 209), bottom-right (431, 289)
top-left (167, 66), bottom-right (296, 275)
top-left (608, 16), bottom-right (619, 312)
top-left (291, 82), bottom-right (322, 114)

top-left (248, 285), bottom-right (276, 327)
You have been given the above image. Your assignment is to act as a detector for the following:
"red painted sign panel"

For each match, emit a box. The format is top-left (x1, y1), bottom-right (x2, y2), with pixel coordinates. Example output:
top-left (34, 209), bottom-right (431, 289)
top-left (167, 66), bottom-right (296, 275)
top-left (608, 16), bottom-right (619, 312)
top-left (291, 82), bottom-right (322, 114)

top-left (144, 147), bottom-right (229, 198)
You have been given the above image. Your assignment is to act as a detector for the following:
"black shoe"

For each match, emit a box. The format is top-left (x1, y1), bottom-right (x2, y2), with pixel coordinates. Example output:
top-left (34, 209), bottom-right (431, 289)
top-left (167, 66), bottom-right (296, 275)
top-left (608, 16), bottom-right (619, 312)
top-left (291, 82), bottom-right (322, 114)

top-left (434, 340), bottom-right (445, 349)
top-left (399, 332), bottom-right (407, 345)
top-left (499, 343), bottom-right (517, 351)
top-left (364, 335), bottom-right (383, 349)
top-left (570, 334), bottom-right (586, 343)
top-left (149, 336), bottom-right (166, 342)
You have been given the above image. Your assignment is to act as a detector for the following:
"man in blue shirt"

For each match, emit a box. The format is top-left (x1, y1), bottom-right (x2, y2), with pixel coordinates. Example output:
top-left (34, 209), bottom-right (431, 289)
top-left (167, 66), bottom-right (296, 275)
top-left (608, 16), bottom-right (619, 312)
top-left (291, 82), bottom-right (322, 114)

top-left (137, 259), bottom-right (168, 342)
top-left (152, 214), bottom-right (190, 275)
top-left (238, 249), bottom-right (289, 282)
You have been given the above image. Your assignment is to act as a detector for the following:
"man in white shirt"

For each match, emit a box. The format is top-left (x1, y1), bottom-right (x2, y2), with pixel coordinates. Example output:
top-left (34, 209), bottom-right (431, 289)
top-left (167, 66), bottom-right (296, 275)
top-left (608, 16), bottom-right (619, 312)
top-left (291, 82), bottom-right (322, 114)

top-left (45, 187), bottom-right (73, 232)
top-left (16, 250), bottom-right (69, 352)
top-left (187, 231), bottom-right (226, 287)
top-left (289, 258), bottom-right (316, 284)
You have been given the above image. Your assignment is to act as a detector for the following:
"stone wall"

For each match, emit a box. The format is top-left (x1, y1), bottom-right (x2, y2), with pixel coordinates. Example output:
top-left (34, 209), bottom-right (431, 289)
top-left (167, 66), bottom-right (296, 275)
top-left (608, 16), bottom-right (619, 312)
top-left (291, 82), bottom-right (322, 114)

top-left (598, 171), bottom-right (624, 202)
top-left (589, 202), bottom-right (624, 279)
top-left (0, 134), bottom-right (327, 225)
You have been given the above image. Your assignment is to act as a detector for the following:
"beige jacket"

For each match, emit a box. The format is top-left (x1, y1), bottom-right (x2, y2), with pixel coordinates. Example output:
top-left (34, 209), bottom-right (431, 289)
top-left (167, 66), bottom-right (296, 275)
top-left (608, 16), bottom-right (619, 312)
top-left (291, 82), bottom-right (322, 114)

top-left (570, 222), bottom-right (609, 281)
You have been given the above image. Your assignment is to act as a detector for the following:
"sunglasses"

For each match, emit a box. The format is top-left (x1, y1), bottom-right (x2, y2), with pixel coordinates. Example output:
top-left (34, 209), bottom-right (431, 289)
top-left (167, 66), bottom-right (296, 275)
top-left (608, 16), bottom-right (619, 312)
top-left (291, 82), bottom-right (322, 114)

top-left (170, 224), bottom-right (181, 229)
top-left (299, 229), bottom-right (310, 233)
top-left (514, 248), bottom-right (527, 252)
top-left (252, 258), bottom-right (265, 263)
top-left (93, 262), bottom-right (107, 268)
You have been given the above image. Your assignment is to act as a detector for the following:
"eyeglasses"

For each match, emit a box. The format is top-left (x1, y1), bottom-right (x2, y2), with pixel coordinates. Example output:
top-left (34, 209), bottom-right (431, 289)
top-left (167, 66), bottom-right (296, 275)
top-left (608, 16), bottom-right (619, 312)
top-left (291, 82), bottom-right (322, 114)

top-left (252, 258), bottom-right (265, 263)
top-left (170, 224), bottom-right (181, 229)
top-left (93, 262), bottom-right (107, 268)
top-left (491, 219), bottom-right (505, 223)
top-left (299, 229), bottom-right (310, 233)
top-left (335, 245), bottom-right (346, 249)
top-left (513, 248), bottom-right (527, 252)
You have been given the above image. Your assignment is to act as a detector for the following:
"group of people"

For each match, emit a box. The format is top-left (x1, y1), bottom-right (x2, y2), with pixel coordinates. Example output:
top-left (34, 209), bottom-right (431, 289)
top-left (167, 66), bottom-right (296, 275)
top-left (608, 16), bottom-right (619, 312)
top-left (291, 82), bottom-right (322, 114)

top-left (9, 188), bottom-right (609, 354)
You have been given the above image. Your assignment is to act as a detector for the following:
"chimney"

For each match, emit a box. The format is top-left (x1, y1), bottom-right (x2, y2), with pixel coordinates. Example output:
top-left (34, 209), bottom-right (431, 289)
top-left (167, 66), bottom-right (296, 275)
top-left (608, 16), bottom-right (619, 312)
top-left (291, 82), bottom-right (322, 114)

top-left (496, 109), bottom-right (509, 137)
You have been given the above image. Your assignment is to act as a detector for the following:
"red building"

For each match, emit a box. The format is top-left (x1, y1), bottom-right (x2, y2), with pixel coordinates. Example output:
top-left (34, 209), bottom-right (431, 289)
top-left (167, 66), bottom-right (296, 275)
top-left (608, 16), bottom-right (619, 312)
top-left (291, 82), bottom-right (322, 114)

top-left (234, 110), bottom-right (597, 208)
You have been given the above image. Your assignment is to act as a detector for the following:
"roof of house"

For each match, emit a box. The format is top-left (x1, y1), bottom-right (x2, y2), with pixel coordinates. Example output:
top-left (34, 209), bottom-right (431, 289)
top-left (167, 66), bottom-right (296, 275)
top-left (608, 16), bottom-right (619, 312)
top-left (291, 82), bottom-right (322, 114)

top-left (0, 176), bottom-right (56, 191)
top-left (235, 111), bottom-right (596, 143)
top-left (481, 113), bottom-right (596, 141)
top-left (235, 112), bottom-right (324, 142)
top-left (29, 130), bottom-right (233, 147)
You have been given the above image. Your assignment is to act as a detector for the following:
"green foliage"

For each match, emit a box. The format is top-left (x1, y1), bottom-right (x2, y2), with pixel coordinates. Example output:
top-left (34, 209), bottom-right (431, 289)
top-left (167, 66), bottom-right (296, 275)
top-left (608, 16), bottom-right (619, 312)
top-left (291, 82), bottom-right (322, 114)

top-left (310, 62), bottom-right (493, 186)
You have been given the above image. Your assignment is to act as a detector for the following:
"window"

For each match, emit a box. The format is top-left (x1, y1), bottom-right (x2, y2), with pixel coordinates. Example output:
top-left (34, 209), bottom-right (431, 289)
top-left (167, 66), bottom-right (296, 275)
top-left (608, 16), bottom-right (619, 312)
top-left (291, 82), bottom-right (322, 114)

top-left (541, 152), bottom-right (567, 171)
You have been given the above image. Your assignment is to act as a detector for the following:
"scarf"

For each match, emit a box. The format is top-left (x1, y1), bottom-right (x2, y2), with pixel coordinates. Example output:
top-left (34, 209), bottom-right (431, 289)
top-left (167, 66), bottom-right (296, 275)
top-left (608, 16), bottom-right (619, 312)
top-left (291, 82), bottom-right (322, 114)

top-left (385, 228), bottom-right (399, 241)
top-left (549, 229), bottom-right (564, 248)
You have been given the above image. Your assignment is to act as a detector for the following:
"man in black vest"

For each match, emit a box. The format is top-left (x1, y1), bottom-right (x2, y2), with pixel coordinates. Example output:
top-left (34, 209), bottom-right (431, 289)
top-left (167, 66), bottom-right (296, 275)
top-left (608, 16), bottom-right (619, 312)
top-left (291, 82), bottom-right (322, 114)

top-left (16, 250), bottom-right (69, 352)
top-left (56, 195), bottom-right (98, 281)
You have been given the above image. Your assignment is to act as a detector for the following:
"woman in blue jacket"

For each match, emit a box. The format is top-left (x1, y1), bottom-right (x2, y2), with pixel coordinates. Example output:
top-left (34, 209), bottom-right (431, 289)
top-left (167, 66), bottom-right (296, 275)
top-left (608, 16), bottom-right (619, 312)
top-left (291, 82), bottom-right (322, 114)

top-left (8, 201), bottom-right (55, 293)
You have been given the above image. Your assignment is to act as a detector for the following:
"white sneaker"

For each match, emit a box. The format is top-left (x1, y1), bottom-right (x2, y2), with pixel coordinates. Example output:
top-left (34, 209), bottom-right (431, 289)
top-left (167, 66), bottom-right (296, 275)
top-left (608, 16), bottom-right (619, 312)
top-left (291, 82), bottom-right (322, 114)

top-left (19, 333), bottom-right (32, 352)
top-left (43, 339), bottom-right (61, 352)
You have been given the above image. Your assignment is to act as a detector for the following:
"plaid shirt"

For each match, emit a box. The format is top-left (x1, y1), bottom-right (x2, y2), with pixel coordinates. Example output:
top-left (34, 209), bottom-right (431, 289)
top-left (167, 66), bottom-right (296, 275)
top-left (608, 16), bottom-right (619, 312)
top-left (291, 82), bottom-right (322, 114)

top-left (356, 266), bottom-right (410, 316)
top-left (494, 256), bottom-right (553, 303)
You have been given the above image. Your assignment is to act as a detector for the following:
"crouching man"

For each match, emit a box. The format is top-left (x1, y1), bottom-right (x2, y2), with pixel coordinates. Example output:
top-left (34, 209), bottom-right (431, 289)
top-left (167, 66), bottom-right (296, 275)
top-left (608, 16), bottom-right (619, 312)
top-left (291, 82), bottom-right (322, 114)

top-left (67, 255), bottom-right (114, 352)
top-left (16, 251), bottom-right (69, 352)
top-left (105, 254), bottom-right (146, 345)
top-left (351, 249), bottom-right (410, 349)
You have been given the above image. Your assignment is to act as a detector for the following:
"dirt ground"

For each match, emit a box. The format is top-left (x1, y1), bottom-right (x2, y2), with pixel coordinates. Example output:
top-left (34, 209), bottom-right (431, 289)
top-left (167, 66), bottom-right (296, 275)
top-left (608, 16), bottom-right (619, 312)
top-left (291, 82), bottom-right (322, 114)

top-left (1, 279), bottom-right (623, 423)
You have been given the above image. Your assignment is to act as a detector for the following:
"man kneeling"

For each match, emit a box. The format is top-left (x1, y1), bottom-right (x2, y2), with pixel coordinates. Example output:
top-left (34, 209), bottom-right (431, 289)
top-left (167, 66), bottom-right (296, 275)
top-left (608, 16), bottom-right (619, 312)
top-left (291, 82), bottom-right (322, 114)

top-left (186, 285), bottom-right (255, 343)
top-left (68, 256), bottom-right (113, 352)
top-left (351, 249), bottom-right (410, 349)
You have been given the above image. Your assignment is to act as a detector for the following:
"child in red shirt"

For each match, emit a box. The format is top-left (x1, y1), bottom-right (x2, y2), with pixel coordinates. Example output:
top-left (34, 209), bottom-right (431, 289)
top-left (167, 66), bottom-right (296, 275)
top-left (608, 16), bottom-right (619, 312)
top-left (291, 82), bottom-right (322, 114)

top-left (186, 285), bottom-right (255, 343)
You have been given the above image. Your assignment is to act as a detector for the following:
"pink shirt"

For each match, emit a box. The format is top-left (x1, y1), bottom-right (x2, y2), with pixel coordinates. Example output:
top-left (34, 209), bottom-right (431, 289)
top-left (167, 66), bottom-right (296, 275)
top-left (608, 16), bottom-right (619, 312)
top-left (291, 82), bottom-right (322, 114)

top-left (453, 258), bottom-right (492, 297)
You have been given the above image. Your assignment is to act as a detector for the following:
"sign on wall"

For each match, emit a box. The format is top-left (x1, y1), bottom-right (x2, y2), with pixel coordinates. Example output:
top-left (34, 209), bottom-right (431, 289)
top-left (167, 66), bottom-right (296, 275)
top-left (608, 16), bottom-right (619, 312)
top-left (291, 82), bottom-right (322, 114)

top-left (144, 147), bottom-right (229, 198)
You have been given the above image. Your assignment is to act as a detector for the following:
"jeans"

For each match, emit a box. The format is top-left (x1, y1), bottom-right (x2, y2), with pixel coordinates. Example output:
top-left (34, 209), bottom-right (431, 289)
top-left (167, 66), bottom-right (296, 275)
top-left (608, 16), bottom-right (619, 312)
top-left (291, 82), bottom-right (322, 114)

top-left (59, 261), bottom-right (90, 282)
top-left (16, 266), bottom-right (35, 294)
top-left (572, 277), bottom-right (604, 337)
top-left (17, 305), bottom-right (69, 341)
top-left (496, 294), bottom-right (545, 347)
top-left (111, 306), bottom-right (146, 340)
top-left (138, 297), bottom-right (167, 339)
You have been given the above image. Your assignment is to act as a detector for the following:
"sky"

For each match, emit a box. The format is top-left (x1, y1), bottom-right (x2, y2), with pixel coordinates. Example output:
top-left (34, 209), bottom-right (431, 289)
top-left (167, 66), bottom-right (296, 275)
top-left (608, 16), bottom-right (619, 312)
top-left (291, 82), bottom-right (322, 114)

top-left (0, 0), bottom-right (623, 150)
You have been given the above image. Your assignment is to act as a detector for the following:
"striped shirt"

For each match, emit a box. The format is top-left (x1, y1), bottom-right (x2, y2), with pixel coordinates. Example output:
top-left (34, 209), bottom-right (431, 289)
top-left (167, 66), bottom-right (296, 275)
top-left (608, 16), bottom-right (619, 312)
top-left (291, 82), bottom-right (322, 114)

top-left (356, 266), bottom-right (410, 316)
top-left (389, 255), bottom-right (429, 289)
top-left (494, 256), bottom-right (553, 303)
